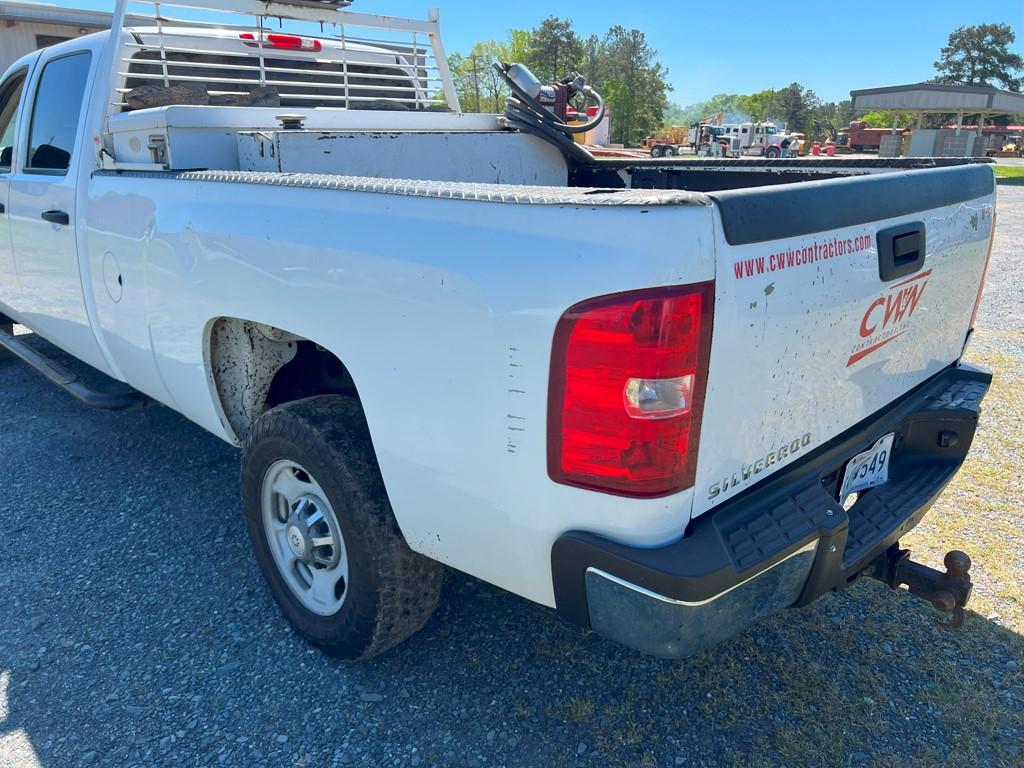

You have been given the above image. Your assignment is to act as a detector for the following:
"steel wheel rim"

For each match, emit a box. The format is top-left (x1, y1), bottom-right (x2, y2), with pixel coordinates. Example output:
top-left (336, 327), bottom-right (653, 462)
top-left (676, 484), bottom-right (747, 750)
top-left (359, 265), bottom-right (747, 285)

top-left (261, 459), bottom-right (349, 616)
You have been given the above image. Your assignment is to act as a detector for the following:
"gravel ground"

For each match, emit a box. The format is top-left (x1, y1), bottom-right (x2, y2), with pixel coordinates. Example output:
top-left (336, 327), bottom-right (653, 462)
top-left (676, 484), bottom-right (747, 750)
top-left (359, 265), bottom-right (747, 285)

top-left (1, 188), bottom-right (1022, 768)
top-left (975, 184), bottom-right (1024, 335)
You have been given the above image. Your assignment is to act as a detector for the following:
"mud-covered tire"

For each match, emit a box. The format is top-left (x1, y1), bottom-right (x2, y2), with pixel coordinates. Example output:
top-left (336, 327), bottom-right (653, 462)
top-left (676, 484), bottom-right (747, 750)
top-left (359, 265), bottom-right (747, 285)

top-left (241, 395), bottom-right (444, 660)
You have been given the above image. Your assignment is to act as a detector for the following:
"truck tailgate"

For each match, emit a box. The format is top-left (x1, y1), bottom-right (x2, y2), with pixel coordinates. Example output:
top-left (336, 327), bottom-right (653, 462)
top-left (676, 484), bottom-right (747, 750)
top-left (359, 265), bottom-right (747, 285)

top-left (693, 164), bottom-right (995, 517)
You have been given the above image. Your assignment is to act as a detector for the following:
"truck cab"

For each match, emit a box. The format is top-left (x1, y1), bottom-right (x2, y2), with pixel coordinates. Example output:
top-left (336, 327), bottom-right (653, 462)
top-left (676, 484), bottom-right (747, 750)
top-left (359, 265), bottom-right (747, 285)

top-left (0, 38), bottom-right (114, 376)
top-left (720, 121), bottom-right (795, 158)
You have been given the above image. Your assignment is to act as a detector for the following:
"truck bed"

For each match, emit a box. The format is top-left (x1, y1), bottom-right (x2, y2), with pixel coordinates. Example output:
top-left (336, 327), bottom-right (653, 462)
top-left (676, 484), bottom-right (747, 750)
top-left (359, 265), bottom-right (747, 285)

top-left (572, 155), bottom-right (992, 192)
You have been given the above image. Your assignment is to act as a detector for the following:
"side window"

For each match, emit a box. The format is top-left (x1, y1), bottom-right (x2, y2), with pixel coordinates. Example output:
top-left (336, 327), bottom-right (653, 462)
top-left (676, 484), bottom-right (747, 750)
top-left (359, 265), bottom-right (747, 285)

top-left (0, 71), bottom-right (26, 172)
top-left (26, 51), bottom-right (92, 174)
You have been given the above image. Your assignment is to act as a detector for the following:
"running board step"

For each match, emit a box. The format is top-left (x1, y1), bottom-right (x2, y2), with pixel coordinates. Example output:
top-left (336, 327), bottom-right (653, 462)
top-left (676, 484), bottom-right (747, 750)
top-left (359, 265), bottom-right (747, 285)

top-left (0, 325), bottom-right (146, 411)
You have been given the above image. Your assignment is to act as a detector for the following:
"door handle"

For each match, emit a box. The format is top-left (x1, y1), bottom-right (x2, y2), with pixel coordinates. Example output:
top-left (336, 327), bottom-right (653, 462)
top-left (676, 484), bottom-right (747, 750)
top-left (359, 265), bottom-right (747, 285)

top-left (41, 210), bottom-right (69, 225)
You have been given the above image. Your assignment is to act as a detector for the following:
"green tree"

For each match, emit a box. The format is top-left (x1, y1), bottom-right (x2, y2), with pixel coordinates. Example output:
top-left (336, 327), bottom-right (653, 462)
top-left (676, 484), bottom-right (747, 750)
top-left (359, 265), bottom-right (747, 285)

top-left (449, 39), bottom-right (518, 113)
top-left (582, 34), bottom-right (605, 88)
top-left (598, 26), bottom-right (671, 146)
top-left (470, 40), bottom-right (514, 113)
top-left (736, 89), bottom-right (776, 122)
top-left (662, 101), bottom-right (690, 125)
top-left (450, 19), bottom-right (672, 144)
top-left (447, 53), bottom-right (476, 111)
top-left (772, 82), bottom-right (818, 133)
top-left (810, 99), bottom-right (855, 140)
top-left (934, 23), bottom-right (1023, 90)
top-left (858, 110), bottom-right (914, 128)
top-left (523, 17), bottom-right (584, 83)
top-left (507, 29), bottom-right (530, 63)
top-left (667, 93), bottom-right (743, 127)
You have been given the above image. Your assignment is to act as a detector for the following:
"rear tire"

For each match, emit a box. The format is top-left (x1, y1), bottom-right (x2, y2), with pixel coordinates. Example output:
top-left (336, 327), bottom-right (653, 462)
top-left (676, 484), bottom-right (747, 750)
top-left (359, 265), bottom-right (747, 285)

top-left (650, 145), bottom-right (664, 158)
top-left (663, 145), bottom-right (676, 157)
top-left (241, 395), bottom-right (444, 660)
top-left (765, 146), bottom-right (781, 159)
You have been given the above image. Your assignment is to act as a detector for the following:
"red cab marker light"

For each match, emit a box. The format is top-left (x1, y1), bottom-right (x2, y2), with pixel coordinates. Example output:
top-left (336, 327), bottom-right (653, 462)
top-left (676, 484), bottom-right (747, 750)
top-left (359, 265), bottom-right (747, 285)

top-left (548, 282), bottom-right (714, 498)
top-left (240, 32), bottom-right (322, 52)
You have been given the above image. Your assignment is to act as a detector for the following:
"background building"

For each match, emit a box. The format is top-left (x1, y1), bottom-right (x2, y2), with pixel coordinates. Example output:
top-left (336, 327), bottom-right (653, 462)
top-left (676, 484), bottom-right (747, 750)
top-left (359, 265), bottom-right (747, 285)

top-left (0, 1), bottom-right (122, 74)
top-left (850, 82), bottom-right (1024, 157)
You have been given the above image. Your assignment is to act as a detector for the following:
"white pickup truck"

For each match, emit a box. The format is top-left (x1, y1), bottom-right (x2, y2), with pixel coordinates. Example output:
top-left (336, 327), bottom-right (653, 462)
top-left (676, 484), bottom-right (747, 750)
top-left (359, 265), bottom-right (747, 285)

top-left (0, 0), bottom-right (997, 660)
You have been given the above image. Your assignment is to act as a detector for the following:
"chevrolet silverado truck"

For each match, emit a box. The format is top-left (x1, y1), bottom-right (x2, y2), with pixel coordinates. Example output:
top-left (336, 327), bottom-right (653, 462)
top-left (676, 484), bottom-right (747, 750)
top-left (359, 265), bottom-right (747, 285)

top-left (0, 0), bottom-right (996, 660)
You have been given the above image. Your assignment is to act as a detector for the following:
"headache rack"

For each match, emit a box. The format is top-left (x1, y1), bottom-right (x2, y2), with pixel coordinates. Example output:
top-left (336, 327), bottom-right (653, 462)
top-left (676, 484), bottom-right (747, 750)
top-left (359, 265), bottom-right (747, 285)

top-left (105, 0), bottom-right (461, 111)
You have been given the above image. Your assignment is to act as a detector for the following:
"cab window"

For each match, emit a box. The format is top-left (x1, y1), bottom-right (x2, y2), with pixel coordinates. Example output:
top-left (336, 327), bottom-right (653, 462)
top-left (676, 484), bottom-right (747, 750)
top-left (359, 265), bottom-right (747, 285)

top-left (26, 51), bottom-right (92, 174)
top-left (0, 70), bottom-right (27, 172)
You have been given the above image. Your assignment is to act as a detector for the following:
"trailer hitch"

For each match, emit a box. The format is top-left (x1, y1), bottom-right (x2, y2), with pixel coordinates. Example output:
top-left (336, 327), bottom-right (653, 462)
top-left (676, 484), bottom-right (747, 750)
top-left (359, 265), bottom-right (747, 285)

top-left (867, 546), bottom-right (973, 629)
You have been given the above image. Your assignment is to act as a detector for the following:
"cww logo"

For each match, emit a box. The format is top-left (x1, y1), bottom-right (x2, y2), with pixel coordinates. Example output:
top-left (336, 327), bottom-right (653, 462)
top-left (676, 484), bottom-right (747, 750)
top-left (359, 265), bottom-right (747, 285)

top-left (846, 270), bottom-right (930, 367)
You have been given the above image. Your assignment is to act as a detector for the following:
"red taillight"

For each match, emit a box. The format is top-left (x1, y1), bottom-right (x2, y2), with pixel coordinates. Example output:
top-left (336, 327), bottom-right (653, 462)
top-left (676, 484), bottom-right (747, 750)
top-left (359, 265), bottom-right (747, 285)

top-left (240, 32), bottom-right (322, 52)
top-left (548, 282), bottom-right (714, 497)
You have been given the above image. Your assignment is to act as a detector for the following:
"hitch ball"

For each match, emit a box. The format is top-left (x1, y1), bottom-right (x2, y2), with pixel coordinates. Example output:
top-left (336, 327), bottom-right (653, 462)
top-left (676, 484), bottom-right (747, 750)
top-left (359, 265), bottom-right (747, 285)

top-left (944, 550), bottom-right (971, 578)
top-left (868, 546), bottom-right (975, 630)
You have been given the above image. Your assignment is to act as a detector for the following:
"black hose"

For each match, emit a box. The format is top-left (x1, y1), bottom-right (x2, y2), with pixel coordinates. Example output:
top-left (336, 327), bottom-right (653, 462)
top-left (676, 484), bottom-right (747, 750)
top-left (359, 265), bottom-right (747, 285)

top-left (503, 100), bottom-right (594, 164)
top-left (554, 87), bottom-right (605, 135)
top-left (492, 62), bottom-right (605, 162)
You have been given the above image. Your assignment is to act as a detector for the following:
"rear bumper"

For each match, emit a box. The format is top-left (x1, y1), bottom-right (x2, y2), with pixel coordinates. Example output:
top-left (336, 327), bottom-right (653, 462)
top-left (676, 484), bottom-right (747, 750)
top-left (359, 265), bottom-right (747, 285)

top-left (551, 362), bottom-right (991, 659)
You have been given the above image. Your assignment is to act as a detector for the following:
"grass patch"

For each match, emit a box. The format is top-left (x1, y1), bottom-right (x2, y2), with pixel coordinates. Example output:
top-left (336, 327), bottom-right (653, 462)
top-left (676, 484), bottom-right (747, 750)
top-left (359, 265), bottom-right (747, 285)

top-left (992, 165), bottom-right (1024, 184)
top-left (907, 335), bottom-right (1024, 632)
top-left (565, 695), bottom-right (595, 721)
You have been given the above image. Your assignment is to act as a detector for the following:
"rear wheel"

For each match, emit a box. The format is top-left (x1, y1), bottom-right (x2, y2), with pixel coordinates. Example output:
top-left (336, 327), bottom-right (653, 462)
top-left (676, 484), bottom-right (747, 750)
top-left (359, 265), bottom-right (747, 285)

top-left (664, 145), bottom-right (676, 157)
top-left (650, 145), bottom-right (664, 158)
top-left (765, 146), bottom-right (781, 159)
top-left (241, 395), bottom-right (444, 660)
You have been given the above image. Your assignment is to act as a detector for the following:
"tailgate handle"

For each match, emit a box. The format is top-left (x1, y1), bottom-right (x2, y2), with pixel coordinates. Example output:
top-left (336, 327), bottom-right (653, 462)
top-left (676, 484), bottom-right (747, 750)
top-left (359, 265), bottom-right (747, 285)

top-left (877, 222), bottom-right (925, 282)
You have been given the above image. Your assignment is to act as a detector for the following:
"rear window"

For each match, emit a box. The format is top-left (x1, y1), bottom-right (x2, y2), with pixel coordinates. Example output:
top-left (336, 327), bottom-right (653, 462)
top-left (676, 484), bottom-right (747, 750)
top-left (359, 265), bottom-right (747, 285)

top-left (27, 51), bottom-right (92, 173)
top-left (122, 49), bottom-right (425, 111)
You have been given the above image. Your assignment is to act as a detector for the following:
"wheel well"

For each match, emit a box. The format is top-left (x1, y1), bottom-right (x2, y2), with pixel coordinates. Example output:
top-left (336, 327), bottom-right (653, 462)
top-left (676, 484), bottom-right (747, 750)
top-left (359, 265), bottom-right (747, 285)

top-left (208, 318), bottom-right (357, 442)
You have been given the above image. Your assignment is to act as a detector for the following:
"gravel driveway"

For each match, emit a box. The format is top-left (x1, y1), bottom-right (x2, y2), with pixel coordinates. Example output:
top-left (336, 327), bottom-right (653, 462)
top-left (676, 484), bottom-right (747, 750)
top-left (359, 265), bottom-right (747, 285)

top-left (976, 184), bottom-right (1024, 334)
top-left (1, 184), bottom-right (1021, 768)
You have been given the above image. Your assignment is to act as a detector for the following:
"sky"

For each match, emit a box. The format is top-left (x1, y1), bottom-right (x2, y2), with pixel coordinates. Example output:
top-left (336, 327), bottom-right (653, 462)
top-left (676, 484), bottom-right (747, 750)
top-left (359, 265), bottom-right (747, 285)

top-left (48, 0), bottom-right (1024, 105)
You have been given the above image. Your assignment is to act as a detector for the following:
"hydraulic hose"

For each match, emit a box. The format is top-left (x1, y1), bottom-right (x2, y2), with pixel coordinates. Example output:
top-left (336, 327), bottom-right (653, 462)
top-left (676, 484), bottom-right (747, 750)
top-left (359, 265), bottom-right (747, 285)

top-left (493, 62), bottom-right (605, 163)
top-left (503, 99), bottom-right (595, 164)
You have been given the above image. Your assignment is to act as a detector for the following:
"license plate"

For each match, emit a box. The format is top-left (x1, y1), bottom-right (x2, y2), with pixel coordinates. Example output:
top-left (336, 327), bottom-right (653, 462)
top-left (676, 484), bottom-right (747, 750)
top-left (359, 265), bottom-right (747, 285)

top-left (838, 433), bottom-right (895, 504)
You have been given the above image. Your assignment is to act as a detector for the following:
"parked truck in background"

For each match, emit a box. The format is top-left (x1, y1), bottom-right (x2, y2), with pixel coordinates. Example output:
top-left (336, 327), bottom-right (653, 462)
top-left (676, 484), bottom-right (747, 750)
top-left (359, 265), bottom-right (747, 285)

top-left (644, 124), bottom-right (690, 156)
top-left (0, 0), bottom-right (997, 661)
top-left (719, 121), bottom-right (799, 157)
top-left (838, 120), bottom-right (907, 152)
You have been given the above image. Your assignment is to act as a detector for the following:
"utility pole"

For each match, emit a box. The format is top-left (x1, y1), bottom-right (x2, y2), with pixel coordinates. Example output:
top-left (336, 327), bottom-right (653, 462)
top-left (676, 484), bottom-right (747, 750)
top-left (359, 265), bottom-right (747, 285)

top-left (469, 54), bottom-right (481, 113)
